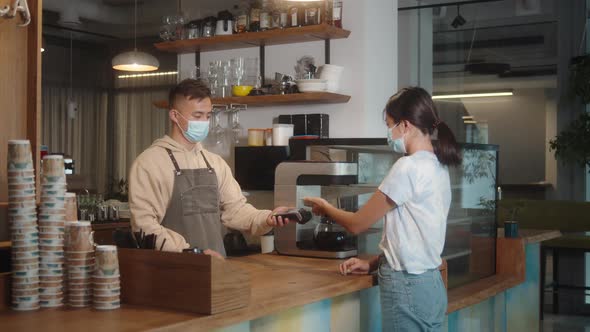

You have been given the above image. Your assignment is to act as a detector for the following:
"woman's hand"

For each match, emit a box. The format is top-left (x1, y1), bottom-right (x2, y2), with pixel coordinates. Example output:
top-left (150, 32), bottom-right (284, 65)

top-left (303, 197), bottom-right (331, 216)
top-left (204, 249), bottom-right (225, 260)
top-left (339, 258), bottom-right (371, 276)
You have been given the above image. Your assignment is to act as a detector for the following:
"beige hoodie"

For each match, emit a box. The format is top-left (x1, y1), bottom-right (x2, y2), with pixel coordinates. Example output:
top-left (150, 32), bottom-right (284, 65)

top-left (129, 135), bottom-right (273, 252)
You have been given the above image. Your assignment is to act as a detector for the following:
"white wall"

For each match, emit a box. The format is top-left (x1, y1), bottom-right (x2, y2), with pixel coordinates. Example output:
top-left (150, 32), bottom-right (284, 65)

top-left (179, 0), bottom-right (398, 146)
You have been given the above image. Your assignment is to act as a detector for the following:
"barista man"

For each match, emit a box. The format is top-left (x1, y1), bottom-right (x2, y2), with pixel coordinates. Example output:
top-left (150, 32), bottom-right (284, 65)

top-left (129, 79), bottom-right (291, 257)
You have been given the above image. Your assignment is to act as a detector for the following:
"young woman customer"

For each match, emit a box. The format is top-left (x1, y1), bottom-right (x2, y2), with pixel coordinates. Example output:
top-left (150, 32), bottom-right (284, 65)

top-left (304, 87), bottom-right (461, 331)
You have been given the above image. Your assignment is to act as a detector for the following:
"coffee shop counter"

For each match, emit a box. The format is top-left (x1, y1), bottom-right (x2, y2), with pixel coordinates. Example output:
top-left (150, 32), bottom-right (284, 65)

top-left (0, 253), bottom-right (380, 332)
top-left (0, 229), bottom-right (560, 332)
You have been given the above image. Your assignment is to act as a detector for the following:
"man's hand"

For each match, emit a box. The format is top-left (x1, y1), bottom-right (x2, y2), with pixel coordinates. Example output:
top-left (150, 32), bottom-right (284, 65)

top-left (266, 206), bottom-right (294, 227)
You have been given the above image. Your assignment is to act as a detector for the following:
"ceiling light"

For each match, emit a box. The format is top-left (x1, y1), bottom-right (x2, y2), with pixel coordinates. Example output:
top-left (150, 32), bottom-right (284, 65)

top-left (118, 71), bottom-right (178, 79)
top-left (464, 120), bottom-right (478, 124)
top-left (433, 91), bottom-right (513, 100)
top-left (451, 5), bottom-right (466, 29)
top-left (112, 0), bottom-right (159, 72)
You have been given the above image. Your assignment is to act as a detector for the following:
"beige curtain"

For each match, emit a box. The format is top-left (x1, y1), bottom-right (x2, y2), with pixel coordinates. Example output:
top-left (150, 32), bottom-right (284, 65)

top-left (42, 86), bottom-right (108, 193)
top-left (113, 89), bottom-right (170, 182)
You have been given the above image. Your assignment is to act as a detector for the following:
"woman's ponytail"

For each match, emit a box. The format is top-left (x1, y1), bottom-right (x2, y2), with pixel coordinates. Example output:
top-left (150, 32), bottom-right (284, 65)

top-left (433, 121), bottom-right (461, 167)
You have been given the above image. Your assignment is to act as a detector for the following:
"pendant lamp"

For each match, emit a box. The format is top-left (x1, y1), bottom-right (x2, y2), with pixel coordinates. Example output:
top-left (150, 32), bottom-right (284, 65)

top-left (112, 0), bottom-right (159, 72)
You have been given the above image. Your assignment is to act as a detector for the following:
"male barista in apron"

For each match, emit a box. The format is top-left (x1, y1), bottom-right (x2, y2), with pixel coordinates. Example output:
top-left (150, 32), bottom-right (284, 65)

top-left (129, 79), bottom-right (291, 256)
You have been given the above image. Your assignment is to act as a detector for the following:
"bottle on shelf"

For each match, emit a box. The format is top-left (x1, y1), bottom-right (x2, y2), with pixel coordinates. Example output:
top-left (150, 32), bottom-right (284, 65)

top-left (279, 1), bottom-right (289, 28)
top-left (260, 0), bottom-right (271, 31)
top-left (250, 0), bottom-right (262, 32)
top-left (332, 0), bottom-right (343, 28)
top-left (288, 2), bottom-right (302, 27)
top-left (304, 2), bottom-right (322, 26)
top-left (270, 0), bottom-right (281, 29)
top-left (236, 1), bottom-right (250, 33)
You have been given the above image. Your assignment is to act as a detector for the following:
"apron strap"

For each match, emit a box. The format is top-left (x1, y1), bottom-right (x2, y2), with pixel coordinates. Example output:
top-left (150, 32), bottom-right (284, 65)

top-left (200, 151), bottom-right (214, 172)
top-left (165, 148), bottom-right (182, 176)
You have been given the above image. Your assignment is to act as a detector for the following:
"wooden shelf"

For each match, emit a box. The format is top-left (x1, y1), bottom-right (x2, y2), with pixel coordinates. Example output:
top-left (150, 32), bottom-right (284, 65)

top-left (153, 92), bottom-right (351, 109)
top-left (154, 24), bottom-right (351, 54)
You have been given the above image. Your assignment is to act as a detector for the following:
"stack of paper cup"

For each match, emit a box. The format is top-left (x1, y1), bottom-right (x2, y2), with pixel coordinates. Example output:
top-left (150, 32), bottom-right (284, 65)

top-left (92, 245), bottom-right (120, 310)
top-left (319, 64), bottom-right (344, 93)
top-left (38, 155), bottom-right (67, 308)
top-left (65, 193), bottom-right (77, 222)
top-left (65, 222), bottom-right (94, 307)
top-left (7, 140), bottom-right (40, 311)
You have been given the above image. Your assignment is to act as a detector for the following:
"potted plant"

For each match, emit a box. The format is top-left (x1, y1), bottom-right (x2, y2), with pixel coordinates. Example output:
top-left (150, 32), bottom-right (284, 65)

top-left (549, 112), bottom-right (590, 173)
top-left (502, 200), bottom-right (525, 238)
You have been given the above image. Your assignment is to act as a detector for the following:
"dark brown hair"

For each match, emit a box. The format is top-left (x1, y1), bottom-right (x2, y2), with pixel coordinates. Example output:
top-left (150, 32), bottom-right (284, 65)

top-left (384, 87), bottom-right (461, 167)
top-left (168, 79), bottom-right (211, 110)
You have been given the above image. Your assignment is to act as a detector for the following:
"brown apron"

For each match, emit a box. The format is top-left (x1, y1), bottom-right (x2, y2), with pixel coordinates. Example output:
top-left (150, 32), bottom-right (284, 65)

top-left (160, 148), bottom-right (226, 256)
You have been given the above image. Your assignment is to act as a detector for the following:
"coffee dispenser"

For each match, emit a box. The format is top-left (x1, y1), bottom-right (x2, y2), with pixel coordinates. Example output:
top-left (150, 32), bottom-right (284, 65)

top-left (274, 161), bottom-right (364, 259)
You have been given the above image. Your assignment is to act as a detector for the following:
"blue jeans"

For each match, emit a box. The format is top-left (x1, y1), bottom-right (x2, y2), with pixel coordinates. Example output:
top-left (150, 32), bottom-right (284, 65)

top-left (378, 255), bottom-right (447, 331)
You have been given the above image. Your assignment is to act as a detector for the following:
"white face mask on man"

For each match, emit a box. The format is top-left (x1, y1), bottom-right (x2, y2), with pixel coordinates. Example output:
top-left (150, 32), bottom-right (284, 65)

top-left (387, 122), bottom-right (407, 154)
top-left (175, 111), bottom-right (210, 143)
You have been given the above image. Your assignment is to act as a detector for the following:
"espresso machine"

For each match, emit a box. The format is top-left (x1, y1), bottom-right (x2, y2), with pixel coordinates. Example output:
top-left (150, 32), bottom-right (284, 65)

top-left (274, 161), bottom-right (367, 259)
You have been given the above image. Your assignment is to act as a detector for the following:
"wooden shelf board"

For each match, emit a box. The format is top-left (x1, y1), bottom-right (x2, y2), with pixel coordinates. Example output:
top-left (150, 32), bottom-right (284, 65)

top-left (153, 92), bottom-right (351, 109)
top-left (154, 24), bottom-right (351, 54)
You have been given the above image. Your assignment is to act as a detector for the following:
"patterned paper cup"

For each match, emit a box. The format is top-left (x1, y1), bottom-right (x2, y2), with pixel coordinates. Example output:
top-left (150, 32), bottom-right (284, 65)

top-left (66, 258), bottom-right (95, 266)
top-left (40, 202), bottom-right (66, 209)
top-left (39, 245), bottom-right (63, 252)
top-left (92, 300), bottom-right (120, 310)
top-left (41, 196), bottom-right (66, 203)
top-left (40, 281), bottom-right (64, 289)
top-left (42, 155), bottom-right (65, 177)
top-left (64, 251), bottom-right (94, 260)
top-left (68, 288), bottom-right (93, 297)
top-left (39, 262), bottom-right (64, 270)
top-left (8, 183), bottom-right (36, 190)
top-left (39, 288), bottom-right (64, 296)
top-left (8, 195), bottom-right (36, 203)
top-left (11, 301), bottom-right (40, 311)
top-left (9, 213), bottom-right (37, 222)
top-left (91, 275), bottom-right (120, 283)
top-left (94, 245), bottom-right (119, 277)
top-left (93, 288), bottom-right (120, 297)
top-left (12, 288), bottom-right (39, 297)
top-left (11, 246), bottom-right (39, 253)
top-left (39, 238), bottom-right (65, 247)
top-left (7, 140), bottom-right (33, 170)
top-left (12, 257), bottom-right (39, 265)
top-left (11, 226), bottom-right (38, 234)
top-left (39, 257), bottom-right (65, 265)
top-left (39, 232), bottom-right (64, 239)
top-left (39, 268), bottom-right (64, 277)
top-left (40, 299), bottom-right (64, 308)
top-left (38, 275), bottom-right (63, 283)
top-left (38, 214), bottom-right (66, 222)
top-left (11, 239), bottom-right (39, 247)
top-left (8, 207), bottom-right (37, 215)
top-left (68, 281), bottom-right (92, 290)
top-left (38, 250), bottom-right (64, 259)
top-left (10, 222), bottom-right (38, 230)
top-left (38, 222), bottom-right (66, 230)
top-left (68, 271), bottom-right (94, 280)
top-left (9, 200), bottom-right (37, 209)
top-left (8, 176), bottom-right (35, 184)
top-left (8, 189), bottom-right (36, 196)
top-left (92, 281), bottom-right (120, 290)
top-left (65, 222), bottom-right (94, 252)
top-left (12, 251), bottom-right (40, 260)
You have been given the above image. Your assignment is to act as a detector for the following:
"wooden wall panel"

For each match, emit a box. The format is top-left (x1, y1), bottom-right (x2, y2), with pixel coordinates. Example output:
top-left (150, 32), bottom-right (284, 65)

top-left (0, 0), bottom-right (41, 241)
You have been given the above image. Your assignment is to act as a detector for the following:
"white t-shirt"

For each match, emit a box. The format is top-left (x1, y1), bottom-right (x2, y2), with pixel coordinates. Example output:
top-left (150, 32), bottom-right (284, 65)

top-left (378, 150), bottom-right (451, 274)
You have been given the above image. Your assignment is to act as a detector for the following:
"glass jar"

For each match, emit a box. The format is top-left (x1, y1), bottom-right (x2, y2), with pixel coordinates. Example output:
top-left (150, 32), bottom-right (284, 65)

top-left (313, 217), bottom-right (352, 251)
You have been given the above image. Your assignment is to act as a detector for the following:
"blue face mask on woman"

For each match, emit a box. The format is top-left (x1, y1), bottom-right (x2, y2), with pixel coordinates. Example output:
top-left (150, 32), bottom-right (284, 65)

top-left (387, 123), bottom-right (407, 154)
top-left (176, 111), bottom-right (210, 143)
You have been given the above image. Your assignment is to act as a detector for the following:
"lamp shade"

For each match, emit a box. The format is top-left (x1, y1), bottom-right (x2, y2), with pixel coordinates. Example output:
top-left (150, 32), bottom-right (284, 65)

top-left (112, 50), bottom-right (160, 72)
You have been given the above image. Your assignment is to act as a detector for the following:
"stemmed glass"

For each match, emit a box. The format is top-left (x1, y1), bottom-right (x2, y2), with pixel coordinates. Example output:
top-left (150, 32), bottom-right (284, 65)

top-left (228, 104), bottom-right (246, 144)
top-left (211, 105), bottom-right (228, 145)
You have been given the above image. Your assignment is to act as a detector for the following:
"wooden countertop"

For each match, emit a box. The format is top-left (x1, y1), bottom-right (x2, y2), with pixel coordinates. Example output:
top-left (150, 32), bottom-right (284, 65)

top-left (0, 254), bottom-right (375, 332)
top-left (498, 228), bottom-right (562, 244)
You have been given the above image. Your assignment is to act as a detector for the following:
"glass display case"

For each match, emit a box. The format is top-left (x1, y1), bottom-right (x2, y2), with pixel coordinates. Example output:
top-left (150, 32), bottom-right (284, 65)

top-left (289, 139), bottom-right (499, 289)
